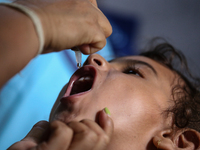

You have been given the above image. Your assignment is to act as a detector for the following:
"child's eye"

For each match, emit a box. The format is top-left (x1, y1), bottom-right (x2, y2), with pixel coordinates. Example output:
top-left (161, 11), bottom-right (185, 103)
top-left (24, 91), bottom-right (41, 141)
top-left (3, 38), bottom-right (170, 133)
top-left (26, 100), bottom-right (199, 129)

top-left (124, 69), bottom-right (140, 76)
top-left (122, 66), bottom-right (143, 78)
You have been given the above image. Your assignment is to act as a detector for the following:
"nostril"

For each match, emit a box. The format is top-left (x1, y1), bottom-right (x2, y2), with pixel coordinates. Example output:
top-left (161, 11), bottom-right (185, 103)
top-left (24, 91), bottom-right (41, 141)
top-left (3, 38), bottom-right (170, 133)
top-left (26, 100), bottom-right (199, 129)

top-left (94, 59), bottom-right (102, 66)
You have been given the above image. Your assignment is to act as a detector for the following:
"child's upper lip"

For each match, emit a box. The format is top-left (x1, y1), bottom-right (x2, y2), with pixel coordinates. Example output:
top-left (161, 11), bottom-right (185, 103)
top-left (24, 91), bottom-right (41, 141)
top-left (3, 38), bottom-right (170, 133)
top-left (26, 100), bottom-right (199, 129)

top-left (60, 65), bottom-right (97, 103)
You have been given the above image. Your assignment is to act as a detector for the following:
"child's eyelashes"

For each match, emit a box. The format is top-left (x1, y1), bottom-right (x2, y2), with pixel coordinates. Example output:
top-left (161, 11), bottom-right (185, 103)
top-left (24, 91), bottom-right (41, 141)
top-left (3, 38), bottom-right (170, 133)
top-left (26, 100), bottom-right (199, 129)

top-left (122, 65), bottom-right (144, 78)
top-left (123, 69), bottom-right (140, 76)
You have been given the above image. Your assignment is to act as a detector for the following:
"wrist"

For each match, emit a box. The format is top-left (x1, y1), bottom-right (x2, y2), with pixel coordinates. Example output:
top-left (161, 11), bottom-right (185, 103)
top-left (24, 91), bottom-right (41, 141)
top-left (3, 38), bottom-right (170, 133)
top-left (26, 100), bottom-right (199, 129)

top-left (0, 2), bottom-right (44, 55)
top-left (0, 5), bottom-right (40, 87)
top-left (12, 1), bottom-right (52, 53)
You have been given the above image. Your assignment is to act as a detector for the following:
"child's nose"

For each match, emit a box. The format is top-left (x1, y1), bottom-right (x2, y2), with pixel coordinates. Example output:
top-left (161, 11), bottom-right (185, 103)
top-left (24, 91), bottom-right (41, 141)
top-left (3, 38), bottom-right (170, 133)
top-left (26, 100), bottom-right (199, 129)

top-left (84, 54), bottom-right (110, 71)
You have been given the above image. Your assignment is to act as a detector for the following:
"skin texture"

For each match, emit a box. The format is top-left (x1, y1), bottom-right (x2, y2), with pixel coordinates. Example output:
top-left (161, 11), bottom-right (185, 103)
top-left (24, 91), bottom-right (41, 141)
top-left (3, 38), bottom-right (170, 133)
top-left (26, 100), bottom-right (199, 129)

top-left (0, 0), bottom-right (112, 88)
top-left (49, 54), bottom-right (177, 149)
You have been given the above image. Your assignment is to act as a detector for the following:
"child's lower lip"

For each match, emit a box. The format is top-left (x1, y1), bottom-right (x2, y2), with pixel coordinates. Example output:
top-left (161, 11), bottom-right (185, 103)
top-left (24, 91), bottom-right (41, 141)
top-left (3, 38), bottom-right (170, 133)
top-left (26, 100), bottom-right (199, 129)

top-left (60, 87), bottom-right (93, 107)
top-left (61, 89), bottom-right (91, 101)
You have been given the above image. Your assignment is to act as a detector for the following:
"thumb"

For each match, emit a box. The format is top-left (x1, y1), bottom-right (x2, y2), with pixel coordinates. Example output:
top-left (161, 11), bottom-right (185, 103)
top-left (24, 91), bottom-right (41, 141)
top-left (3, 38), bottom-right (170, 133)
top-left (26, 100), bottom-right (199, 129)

top-left (22, 120), bottom-right (50, 144)
top-left (98, 108), bottom-right (114, 138)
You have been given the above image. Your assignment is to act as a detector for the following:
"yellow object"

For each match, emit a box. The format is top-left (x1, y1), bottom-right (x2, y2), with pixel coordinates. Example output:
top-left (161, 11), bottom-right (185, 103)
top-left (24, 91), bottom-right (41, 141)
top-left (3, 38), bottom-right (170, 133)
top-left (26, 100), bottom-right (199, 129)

top-left (104, 107), bottom-right (111, 115)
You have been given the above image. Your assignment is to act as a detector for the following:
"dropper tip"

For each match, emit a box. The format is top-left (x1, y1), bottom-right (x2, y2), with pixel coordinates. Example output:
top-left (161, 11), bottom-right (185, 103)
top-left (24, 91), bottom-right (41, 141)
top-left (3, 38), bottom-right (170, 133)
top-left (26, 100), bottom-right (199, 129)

top-left (77, 63), bottom-right (81, 68)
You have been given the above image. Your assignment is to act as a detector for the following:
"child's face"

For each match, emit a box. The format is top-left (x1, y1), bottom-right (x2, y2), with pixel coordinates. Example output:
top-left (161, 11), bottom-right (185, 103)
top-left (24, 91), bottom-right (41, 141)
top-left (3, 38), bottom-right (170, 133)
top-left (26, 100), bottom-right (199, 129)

top-left (50, 54), bottom-right (176, 149)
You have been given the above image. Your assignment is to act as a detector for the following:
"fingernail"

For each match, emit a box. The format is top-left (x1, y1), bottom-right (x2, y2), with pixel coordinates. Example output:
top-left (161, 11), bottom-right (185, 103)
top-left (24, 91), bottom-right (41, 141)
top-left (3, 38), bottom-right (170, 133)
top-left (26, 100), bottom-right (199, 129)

top-left (104, 107), bottom-right (111, 116)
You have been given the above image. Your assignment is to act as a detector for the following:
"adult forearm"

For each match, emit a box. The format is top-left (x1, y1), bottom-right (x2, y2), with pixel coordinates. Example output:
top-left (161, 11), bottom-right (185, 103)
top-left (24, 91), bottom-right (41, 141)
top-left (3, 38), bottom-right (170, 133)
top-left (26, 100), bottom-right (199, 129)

top-left (0, 5), bottom-right (39, 88)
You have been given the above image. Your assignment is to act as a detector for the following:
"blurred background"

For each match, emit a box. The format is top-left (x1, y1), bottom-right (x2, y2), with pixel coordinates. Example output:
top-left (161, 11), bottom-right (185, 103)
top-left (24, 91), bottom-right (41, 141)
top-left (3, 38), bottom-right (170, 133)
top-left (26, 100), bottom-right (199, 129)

top-left (0, 0), bottom-right (200, 149)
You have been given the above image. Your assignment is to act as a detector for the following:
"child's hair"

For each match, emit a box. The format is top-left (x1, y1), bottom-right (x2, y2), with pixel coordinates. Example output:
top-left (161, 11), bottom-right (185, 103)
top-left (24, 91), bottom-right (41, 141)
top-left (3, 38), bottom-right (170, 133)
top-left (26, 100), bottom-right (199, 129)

top-left (140, 38), bottom-right (200, 132)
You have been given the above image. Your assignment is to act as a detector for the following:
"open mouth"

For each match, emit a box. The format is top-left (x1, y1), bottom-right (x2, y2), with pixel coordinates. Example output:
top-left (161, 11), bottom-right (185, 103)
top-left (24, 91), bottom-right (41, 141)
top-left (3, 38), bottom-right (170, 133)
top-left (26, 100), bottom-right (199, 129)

top-left (63, 65), bottom-right (97, 98)
top-left (70, 74), bottom-right (94, 95)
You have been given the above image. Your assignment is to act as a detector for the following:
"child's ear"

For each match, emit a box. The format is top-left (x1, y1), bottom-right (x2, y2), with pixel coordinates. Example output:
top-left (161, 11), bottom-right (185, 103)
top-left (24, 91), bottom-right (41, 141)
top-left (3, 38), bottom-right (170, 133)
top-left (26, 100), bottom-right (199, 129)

top-left (152, 128), bottom-right (200, 150)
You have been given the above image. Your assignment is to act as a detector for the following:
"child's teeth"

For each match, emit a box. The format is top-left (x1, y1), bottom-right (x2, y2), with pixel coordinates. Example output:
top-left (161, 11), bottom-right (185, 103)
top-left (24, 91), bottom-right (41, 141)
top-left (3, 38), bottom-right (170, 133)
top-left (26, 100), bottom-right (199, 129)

top-left (85, 77), bottom-right (91, 80)
top-left (79, 77), bottom-right (85, 81)
top-left (78, 76), bottom-right (93, 82)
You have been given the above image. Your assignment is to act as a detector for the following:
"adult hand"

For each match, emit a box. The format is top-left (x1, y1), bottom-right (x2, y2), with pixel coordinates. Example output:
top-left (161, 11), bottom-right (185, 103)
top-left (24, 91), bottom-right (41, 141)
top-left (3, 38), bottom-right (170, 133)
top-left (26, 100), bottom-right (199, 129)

top-left (14, 0), bottom-right (112, 54)
top-left (8, 109), bottom-right (114, 150)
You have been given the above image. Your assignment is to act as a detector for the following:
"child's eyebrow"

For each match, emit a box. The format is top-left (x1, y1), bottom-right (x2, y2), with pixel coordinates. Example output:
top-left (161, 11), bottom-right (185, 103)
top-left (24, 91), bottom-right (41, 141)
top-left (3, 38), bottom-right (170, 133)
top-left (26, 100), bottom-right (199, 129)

top-left (109, 58), bottom-right (158, 76)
